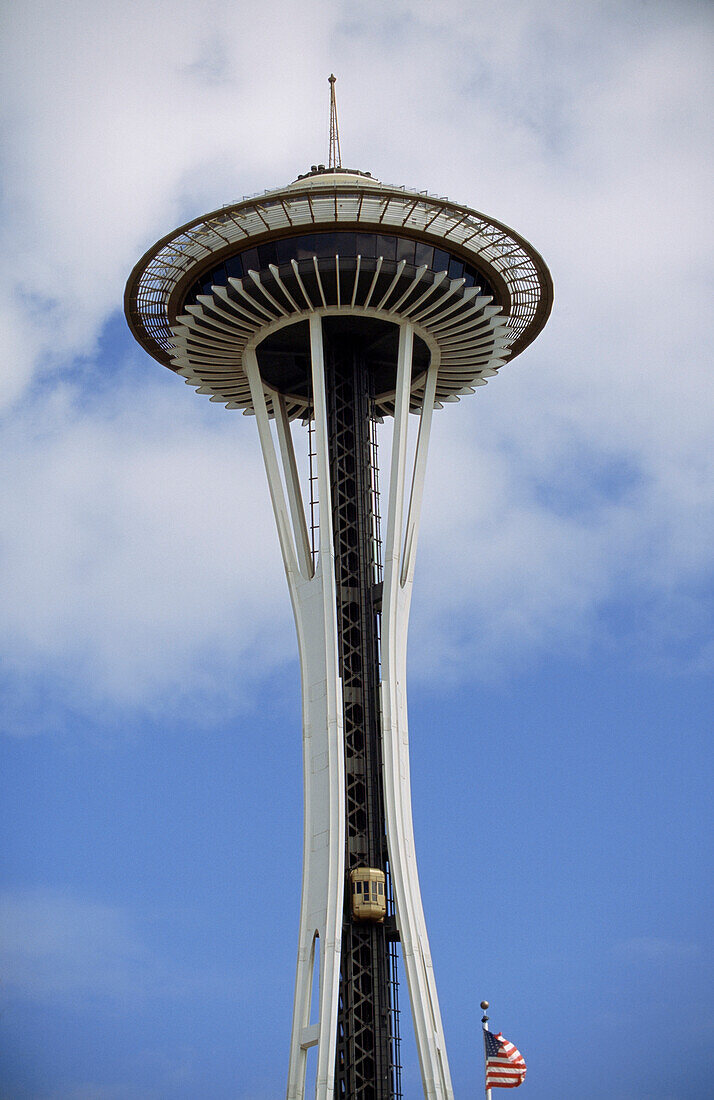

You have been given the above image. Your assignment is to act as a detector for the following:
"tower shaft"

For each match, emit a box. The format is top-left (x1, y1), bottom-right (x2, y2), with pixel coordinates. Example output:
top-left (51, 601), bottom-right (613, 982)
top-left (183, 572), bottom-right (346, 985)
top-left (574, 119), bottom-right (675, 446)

top-left (240, 315), bottom-right (455, 1100)
top-left (325, 331), bottom-right (393, 1097)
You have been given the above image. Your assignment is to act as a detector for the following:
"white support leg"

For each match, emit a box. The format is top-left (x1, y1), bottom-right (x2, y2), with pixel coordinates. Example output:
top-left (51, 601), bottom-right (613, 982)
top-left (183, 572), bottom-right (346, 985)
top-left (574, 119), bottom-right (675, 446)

top-left (244, 349), bottom-right (301, 586)
top-left (305, 314), bottom-right (345, 1100)
top-left (380, 331), bottom-right (454, 1099)
top-left (244, 336), bottom-right (345, 1100)
top-left (401, 363), bottom-right (439, 588)
top-left (272, 389), bottom-right (313, 580)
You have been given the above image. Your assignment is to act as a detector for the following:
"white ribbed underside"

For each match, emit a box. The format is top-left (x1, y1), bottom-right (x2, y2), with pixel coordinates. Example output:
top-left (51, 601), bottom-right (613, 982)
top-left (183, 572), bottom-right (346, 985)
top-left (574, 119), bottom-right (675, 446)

top-left (170, 256), bottom-right (510, 417)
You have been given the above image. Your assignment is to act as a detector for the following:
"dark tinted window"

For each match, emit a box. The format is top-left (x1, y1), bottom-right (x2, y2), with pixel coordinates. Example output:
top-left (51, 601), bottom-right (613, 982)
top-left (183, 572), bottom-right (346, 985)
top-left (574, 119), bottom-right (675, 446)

top-left (241, 247), bottom-right (259, 272)
top-left (276, 237), bottom-right (296, 264)
top-left (336, 231), bottom-right (356, 255)
top-left (258, 242), bottom-right (278, 268)
top-left (356, 233), bottom-right (376, 257)
top-left (313, 234), bottom-right (336, 258)
top-left (225, 255), bottom-right (243, 279)
top-left (376, 234), bottom-right (397, 261)
top-left (396, 238), bottom-right (416, 265)
top-left (414, 242), bottom-right (434, 268)
top-left (182, 232), bottom-right (495, 309)
top-left (294, 234), bottom-right (316, 260)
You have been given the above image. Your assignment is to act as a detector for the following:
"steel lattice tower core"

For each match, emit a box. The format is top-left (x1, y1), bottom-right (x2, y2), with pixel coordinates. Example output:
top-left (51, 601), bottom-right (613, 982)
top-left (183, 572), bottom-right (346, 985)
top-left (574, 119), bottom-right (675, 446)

top-left (126, 149), bottom-right (552, 1098)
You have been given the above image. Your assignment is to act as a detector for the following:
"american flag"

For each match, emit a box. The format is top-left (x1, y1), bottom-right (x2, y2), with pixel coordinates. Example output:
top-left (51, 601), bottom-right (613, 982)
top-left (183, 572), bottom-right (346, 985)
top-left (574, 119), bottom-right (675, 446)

top-left (484, 1029), bottom-right (527, 1089)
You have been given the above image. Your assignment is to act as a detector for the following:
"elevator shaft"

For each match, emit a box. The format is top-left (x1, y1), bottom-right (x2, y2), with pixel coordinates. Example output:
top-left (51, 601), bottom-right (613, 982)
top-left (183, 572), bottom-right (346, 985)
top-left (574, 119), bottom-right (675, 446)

top-left (325, 329), bottom-right (394, 1100)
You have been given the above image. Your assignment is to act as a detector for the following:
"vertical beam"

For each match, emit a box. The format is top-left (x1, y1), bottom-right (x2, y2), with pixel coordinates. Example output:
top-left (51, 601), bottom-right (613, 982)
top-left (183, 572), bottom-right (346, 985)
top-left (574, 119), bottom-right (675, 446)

top-left (380, 328), bottom-right (454, 1099)
top-left (400, 363), bottom-right (438, 587)
top-left (383, 323), bottom-right (414, 579)
top-left (307, 314), bottom-right (345, 1100)
top-left (244, 348), bottom-right (300, 582)
top-left (309, 315), bottom-right (333, 565)
top-left (272, 389), bottom-right (313, 580)
top-left (245, 336), bottom-right (344, 1100)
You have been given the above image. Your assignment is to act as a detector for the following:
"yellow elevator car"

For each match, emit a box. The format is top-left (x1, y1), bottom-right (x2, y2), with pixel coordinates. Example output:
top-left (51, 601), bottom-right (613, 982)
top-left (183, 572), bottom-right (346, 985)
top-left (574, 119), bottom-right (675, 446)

top-left (350, 868), bottom-right (387, 922)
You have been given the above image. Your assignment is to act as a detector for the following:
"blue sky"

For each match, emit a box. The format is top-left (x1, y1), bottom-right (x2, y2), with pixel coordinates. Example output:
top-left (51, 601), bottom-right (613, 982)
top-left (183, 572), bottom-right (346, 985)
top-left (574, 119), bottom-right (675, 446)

top-left (1, 1), bottom-right (712, 1097)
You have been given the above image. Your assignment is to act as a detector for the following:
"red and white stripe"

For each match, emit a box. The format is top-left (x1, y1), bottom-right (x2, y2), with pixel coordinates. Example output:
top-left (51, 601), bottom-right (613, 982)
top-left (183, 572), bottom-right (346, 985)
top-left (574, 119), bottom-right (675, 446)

top-left (486, 1032), bottom-right (527, 1089)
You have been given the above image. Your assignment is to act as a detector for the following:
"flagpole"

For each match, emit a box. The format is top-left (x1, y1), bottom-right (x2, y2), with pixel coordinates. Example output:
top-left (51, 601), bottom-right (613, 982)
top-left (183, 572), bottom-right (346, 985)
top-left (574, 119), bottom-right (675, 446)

top-left (481, 1000), bottom-right (492, 1100)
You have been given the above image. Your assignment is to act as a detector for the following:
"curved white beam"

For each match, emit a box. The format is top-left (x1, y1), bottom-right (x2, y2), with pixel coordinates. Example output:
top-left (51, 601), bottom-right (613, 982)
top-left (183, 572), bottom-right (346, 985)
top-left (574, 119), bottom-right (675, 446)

top-left (380, 327), bottom-right (454, 1099)
top-left (246, 330), bottom-right (345, 1100)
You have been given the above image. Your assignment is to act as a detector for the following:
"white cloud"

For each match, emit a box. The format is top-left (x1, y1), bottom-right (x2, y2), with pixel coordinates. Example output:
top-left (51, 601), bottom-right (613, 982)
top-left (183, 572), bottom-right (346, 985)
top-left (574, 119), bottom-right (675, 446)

top-left (0, 0), bottom-right (712, 719)
top-left (0, 0), bottom-right (337, 406)
top-left (0, 376), bottom-right (293, 723)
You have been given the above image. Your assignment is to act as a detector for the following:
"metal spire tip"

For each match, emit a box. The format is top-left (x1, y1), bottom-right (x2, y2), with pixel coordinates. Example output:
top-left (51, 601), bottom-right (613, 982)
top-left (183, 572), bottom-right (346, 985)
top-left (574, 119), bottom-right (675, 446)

top-left (328, 73), bottom-right (342, 169)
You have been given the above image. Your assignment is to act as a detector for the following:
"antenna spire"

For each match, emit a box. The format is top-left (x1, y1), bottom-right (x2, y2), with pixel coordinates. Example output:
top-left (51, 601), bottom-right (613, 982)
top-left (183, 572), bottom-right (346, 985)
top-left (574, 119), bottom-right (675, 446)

top-left (328, 74), bottom-right (342, 169)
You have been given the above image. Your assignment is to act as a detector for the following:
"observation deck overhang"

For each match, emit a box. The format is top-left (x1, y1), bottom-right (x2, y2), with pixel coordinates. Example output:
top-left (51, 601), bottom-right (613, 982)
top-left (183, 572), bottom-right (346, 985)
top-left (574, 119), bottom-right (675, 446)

top-left (125, 174), bottom-right (553, 401)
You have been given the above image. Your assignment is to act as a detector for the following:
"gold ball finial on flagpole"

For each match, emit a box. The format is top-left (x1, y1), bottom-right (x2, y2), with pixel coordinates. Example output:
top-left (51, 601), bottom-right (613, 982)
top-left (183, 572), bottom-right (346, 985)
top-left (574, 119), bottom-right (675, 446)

top-left (480, 1001), bottom-right (489, 1010)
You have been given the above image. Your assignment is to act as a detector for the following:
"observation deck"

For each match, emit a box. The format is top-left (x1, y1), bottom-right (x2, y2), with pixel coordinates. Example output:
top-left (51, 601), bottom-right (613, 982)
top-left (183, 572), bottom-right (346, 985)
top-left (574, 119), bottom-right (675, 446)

top-left (125, 167), bottom-right (553, 418)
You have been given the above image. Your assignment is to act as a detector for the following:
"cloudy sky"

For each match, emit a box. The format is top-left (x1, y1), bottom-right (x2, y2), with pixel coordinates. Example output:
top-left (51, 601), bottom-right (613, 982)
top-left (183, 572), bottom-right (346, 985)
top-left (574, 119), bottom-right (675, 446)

top-left (1, 1), bottom-right (712, 1097)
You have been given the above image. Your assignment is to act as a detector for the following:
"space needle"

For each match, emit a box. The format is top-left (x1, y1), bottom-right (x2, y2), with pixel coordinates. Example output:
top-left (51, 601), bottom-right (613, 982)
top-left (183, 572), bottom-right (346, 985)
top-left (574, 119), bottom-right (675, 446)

top-left (125, 77), bottom-right (552, 1100)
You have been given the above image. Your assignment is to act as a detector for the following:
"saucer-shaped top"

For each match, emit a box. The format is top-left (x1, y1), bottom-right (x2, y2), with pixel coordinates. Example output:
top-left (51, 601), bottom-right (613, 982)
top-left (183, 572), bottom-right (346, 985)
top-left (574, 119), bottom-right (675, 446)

top-left (125, 169), bottom-right (552, 415)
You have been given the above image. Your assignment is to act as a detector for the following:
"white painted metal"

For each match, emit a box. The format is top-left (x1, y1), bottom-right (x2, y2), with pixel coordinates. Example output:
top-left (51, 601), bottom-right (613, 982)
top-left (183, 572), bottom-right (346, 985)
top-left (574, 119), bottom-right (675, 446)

top-left (380, 327), bottom-right (454, 1098)
top-left (244, 313), bottom-right (455, 1096)
top-left (128, 173), bottom-right (550, 368)
top-left (170, 257), bottom-right (508, 416)
top-left (233, 285), bottom-right (460, 1097)
top-left (244, 328), bottom-right (345, 1100)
